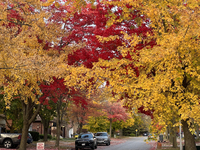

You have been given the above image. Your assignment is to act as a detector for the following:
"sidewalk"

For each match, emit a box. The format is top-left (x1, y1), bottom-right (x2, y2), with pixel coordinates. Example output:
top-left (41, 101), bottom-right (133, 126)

top-left (147, 138), bottom-right (200, 150)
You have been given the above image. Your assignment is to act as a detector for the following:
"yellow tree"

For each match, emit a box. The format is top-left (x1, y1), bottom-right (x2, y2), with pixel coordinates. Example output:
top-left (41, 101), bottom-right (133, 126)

top-left (91, 1), bottom-right (200, 150)
top-left (0, 0), bottom-right (95, 149)
top-left (64, 1), bottom-right (200, 150)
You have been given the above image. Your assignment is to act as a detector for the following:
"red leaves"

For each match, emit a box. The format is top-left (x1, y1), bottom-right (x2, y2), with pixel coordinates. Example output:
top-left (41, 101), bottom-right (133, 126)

top-left (103, 102), bottom-right (129, 122)
top-left (39, 77), bottom-right (88, 108)
top-left (39, 77), bottom-right (69, 105)
top-left (138, 106), bottom-right (154, 119)
top-left (58, 2), bottom-right (156, 74)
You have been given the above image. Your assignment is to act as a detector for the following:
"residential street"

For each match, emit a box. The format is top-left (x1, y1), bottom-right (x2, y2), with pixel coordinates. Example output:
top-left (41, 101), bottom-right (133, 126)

top-left (96, 137), bottom-right (153, 150)
top-left (0, 136), bottom-right (156, 150)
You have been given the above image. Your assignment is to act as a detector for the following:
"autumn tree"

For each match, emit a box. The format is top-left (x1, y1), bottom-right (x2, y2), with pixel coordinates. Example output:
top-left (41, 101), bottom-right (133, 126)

top-left (0, 0), bottom-right (95, 149)
top-left (102, 101), bottom-right (130, 137)
top-left (62, 1), bottom-right (200, 150)
top-left (89, 1), bottom-right (200, 150)
top-left (83, 116), bottom-right (110, 133)
top-left (68, 94), bottom-right (101, 133)
top-left (38, 100), bottom-right (56, 142)
top-left (40, 77), bottom-right (71, 147)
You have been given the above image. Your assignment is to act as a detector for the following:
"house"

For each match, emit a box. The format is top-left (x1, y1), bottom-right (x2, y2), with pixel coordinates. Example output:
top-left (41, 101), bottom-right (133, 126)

top-left (3, 114), bottom-right (78, 138)
top-left (30, 115), bottom-right (78, 138)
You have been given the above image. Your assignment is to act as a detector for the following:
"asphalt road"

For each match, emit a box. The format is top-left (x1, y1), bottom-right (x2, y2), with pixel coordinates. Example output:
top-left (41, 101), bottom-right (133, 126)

top-left (96, 137), bottom-right (152, 150)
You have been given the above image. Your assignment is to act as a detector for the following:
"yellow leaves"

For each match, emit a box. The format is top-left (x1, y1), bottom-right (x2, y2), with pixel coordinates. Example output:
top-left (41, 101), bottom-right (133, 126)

top-left (54, 2), bottom-right (60, 8)
top-left (96, 35), bottom-right (119, 43)
top-left (42, 0), bottom-right (55, 7)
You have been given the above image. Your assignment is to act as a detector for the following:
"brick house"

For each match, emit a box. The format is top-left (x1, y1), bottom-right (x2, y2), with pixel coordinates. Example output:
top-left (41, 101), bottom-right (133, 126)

top-left (2, 114), bottom-right (78, 138)
top-left (30, 115), bottom-right (78, 138)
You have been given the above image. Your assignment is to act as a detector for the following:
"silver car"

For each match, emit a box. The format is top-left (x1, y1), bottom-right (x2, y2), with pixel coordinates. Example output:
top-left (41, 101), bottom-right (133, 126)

top-left (95, 132), bottom-right (110, 146)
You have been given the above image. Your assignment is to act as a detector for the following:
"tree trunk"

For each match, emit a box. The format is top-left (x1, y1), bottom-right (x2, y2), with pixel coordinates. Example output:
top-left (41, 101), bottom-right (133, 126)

top-left (18, 121), bottom-right (29, 150)
top-left (196, 124), bottom-right (199, 139)
top-left (39, 107), bottom-right (54, 142)
top-left (18, 100), bottom-right (41, 150)
top-left (166, 126), bottom-right (169, 140)
top-left (109, 119), bottom-right (112, 137)
top-left (55, 117), bottom-right (60, 149)
top-left (172, 135), bottom-right (177, 148)
top-left (171, 126), bottom-right (177, 148)
top-left (41, 116), bottom-right (50, 142)
top-left (119, 129), bottom-right (123, 137)
top-left (55, 99), bottom-right (61, 149)
top-left (80, 122), bottom-right (83, 133)
top-left (43, 126), bottom-right (49, 142)
top-left (182, 120), bottom-right (197, 150)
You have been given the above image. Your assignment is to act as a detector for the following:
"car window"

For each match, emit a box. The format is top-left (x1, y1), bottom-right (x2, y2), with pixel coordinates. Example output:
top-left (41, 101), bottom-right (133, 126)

top-left (96, 133), bottom-right (107, 136)
top-left (79, 134), bottom-right (93, 138)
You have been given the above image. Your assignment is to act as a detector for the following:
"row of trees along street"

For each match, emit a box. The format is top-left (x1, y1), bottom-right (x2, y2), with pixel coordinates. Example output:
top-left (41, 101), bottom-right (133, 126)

top-left (0, 0), bottom-right (200, 150)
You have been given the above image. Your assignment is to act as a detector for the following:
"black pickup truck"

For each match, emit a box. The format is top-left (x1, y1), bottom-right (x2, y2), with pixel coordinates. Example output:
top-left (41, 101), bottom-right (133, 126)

top-left (0, 133), bottom-right (21, 148)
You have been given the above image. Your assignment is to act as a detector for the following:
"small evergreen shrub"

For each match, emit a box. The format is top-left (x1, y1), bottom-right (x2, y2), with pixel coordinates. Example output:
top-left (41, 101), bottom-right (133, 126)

top-left (29, 131), bottom-right (39, 141)
top-left (47, 134), bottom-right (52, 139)
top-left (39, 134), bottom-right (44, 139)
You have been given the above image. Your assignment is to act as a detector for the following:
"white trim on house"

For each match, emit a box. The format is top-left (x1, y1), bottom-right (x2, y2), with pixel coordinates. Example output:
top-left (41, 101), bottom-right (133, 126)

top-left (69, 128), bottom-right (73, 138)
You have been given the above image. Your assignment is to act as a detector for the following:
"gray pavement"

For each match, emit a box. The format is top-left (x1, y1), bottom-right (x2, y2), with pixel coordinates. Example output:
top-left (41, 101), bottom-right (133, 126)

top-left (96, 137), bottom-right (152, 150)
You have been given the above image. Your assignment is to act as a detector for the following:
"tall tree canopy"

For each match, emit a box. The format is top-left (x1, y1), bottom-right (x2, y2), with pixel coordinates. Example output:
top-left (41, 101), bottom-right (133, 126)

top-left (64, 1), bottom-right (200, 149)
top-left (0, 0), bottom-right (93, 149)
top-left (95, 1), bottom-right (200, 150)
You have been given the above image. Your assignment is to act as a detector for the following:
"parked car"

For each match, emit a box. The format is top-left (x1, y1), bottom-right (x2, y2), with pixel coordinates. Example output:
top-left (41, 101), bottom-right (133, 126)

top-left (18, 133), bottom-right (33, 144)
top-left (143, 132), bottom-right (148, 136)
top-left (27, 133), bottom-right (33, 144)
top-left (75, 132), bottom-right (97, 150)
top-left (0, 133), bottom-right (21, 148)
top-left (94, 132), bottom-right (110, 146)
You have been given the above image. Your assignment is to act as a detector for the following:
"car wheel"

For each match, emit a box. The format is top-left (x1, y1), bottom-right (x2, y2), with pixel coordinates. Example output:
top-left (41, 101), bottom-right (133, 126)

top-left (106, 142), bottom-right (109, 146)
top-left (95, 144), bottom-right (97, 149)
top-left (3, 139), bottom-right (13, 148)
top-left (75, 146), bottom-right (78, 150)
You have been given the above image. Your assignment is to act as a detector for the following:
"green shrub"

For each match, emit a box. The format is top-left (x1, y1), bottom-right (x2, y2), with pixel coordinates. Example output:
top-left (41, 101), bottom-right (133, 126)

top-left (39, 134), bottom-right (44, 139)
top-left (29, 131), bottom-right (39, 141)
top-left (38, 134), bottom-right (52, 140)
top-left (129, 133), bottom-right (136, 136)
top-left (47, 134), bottom-right (52, 139)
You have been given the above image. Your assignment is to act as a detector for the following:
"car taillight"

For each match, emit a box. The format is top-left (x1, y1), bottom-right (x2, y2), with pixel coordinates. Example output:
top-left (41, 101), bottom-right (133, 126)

top-left (18, 135), bottom-right (21, 139)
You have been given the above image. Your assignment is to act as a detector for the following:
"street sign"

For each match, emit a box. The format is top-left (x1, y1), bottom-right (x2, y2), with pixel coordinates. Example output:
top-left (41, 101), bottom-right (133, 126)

top-left (37, 142), bottom-right (44, 150)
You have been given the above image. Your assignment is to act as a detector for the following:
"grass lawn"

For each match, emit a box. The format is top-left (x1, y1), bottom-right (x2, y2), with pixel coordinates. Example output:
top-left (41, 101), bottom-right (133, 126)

top-left (62, 138), bottom-right (76, 141)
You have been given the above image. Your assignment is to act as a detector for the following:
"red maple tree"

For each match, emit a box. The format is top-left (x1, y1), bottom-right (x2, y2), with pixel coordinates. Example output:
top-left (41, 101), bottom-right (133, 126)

top-left (39, 77), bottom-right (88, 146)
top-left (103, 101), bottom-right (130, 136)
top-left (43, 1), bottom-right (157, 124)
